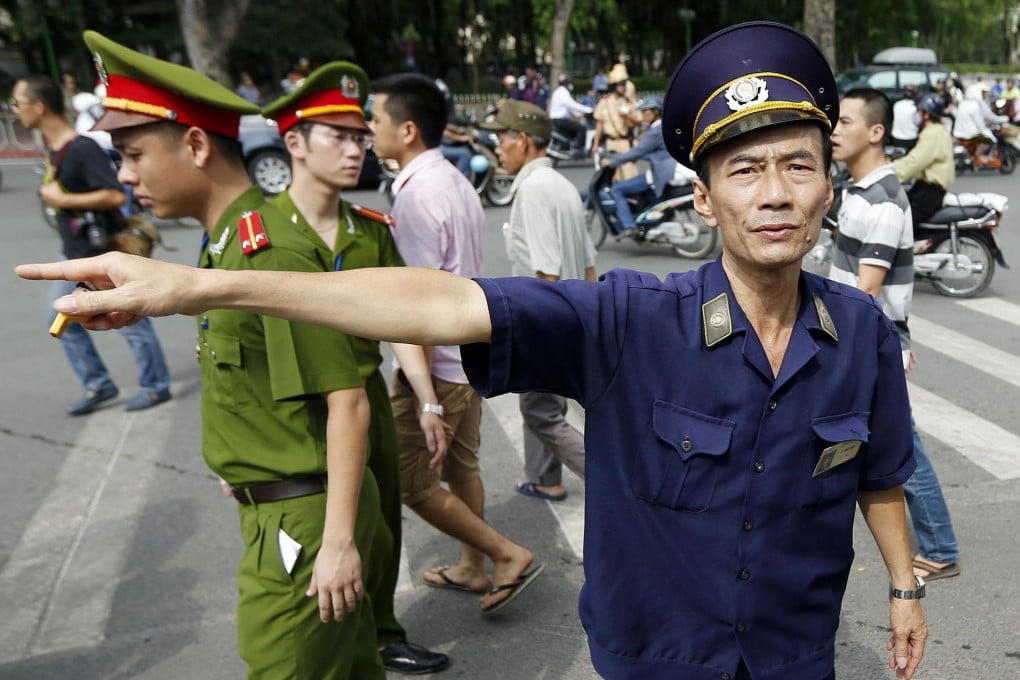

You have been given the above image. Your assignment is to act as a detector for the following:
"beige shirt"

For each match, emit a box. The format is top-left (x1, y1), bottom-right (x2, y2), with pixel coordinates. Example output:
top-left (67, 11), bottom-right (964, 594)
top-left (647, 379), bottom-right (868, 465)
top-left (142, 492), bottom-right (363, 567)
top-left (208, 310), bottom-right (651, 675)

top-left (594, 93), bottom-right (640, 139)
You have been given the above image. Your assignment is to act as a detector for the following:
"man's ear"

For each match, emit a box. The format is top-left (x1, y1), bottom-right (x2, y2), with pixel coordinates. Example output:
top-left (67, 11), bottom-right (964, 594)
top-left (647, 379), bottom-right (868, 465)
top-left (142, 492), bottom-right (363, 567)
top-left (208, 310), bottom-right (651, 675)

top-left (183, 127), bottom-right (213, 168)
top-left (693, 178), bottom-right (718, 228)
top-left (401, 120), bottom-right (419, 147)
top-left (870, 124), bottom-right (886, 146)
top-left (283, 128), bottom-right (305, 157)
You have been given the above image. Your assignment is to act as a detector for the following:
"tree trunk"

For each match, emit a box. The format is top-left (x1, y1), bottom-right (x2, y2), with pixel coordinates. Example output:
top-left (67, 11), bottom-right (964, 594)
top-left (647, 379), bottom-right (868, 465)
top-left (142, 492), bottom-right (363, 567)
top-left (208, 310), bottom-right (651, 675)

top-left (803, 0), bottom-right (836, 69)
top-left (176, 0), bottom-right (253, 88)
top-left (549, 0), bottom-right (575, 82)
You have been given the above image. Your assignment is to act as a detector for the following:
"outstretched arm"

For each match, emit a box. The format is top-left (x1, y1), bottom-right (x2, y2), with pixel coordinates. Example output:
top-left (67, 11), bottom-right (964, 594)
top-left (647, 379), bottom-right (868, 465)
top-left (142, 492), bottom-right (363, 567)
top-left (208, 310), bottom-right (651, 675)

top-left (16, 252), bottom-right (493, 346)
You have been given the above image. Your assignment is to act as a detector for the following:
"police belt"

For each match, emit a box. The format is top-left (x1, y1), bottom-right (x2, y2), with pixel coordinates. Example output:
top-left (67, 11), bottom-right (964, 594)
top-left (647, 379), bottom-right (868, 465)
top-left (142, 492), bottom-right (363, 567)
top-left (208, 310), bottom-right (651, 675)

top-left (231, 475), bottom-right (326, 505)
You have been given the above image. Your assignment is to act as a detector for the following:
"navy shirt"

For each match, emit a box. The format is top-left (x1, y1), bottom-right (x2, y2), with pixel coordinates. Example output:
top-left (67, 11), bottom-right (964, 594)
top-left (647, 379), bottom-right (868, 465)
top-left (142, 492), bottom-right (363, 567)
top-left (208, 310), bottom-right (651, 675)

top-left (462, 259), bottom-right (915, 680)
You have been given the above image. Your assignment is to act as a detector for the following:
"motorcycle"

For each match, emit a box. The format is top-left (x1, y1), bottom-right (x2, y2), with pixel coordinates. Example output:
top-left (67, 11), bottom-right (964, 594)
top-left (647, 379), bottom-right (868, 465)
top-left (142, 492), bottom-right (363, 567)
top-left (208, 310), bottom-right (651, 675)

top-left (546, 126), bottom-right (589, 165)
top-left (953, 125), bottom-right (1020, 175)
top-left (804, 187), bottom-right (1009, 298)
top-left (583, 163), bottom-right (718, 259)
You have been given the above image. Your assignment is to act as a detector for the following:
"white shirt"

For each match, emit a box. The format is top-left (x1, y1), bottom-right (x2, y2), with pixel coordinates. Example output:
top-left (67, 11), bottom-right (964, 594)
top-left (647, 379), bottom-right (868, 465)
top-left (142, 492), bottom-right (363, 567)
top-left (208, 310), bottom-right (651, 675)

top-left (549, 85), bottom-right (593, 120)
top-left (891, 98), bottom-right (918, 142)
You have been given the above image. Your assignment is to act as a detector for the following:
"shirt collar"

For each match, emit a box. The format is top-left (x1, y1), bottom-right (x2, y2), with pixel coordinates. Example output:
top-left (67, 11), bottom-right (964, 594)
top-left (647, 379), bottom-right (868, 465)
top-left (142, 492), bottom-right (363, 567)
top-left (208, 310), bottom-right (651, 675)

top-left (851, 163), bottom-right (895, 190)
top-left (509, 156), bottom-right (554, 198)
top-left (392, 147), bottom-right (446, 195)
top-left (698, 259), bottom-right (839, 349)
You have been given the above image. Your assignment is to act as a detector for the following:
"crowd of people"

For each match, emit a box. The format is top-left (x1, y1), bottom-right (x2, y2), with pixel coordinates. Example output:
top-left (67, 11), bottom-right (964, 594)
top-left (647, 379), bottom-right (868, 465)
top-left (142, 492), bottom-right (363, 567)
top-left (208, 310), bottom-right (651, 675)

top-left (15, 19), bottom-right (976, 680)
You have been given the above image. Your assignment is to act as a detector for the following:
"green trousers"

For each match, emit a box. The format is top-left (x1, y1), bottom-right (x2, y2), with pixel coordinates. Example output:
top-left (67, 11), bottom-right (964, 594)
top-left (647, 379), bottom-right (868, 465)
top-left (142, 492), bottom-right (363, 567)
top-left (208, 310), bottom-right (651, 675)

top-left (363, 369), bottom-right (406, 646)
top-left (236, 477), bottom-right (385, 679)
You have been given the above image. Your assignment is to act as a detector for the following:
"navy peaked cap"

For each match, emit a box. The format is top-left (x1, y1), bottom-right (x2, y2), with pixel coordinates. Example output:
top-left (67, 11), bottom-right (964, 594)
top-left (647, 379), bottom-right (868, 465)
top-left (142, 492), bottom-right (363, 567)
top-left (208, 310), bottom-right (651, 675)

top-left (662, 21), bottom-right (838, 168)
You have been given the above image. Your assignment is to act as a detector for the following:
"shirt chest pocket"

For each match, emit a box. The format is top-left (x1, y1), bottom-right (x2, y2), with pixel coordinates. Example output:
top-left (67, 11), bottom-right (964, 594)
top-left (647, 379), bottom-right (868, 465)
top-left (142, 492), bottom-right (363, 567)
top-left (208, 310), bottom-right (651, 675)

top-left (200, 330), bottom-right (254, 410)
top-left (797, 412), bottom-right (870, 509)
top-left (631, 400), bottom-right (735, 513)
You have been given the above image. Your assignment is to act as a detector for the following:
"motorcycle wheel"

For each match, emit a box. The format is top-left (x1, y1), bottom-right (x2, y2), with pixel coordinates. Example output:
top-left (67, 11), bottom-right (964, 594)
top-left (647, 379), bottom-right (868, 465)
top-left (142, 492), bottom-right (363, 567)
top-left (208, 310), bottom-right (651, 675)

top-left (586, 207), bottom-right (607, 249)
top-left (998, 146), bottom-right (1017, 175)
top-left (930, 234), bottom-right (995, 298)
top-left (669, 206), bottom-right (718, 259)
top-left (485, 172), bottom-right (515, 206)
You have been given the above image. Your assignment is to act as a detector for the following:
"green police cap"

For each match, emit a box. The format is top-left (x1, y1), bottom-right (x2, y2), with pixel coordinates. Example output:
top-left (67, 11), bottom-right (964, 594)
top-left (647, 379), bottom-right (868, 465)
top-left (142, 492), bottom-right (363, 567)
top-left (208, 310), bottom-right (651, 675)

top-left (262, 61), bottom-right (370, 134)
top-left (83, 30), bottom-right (260, 139)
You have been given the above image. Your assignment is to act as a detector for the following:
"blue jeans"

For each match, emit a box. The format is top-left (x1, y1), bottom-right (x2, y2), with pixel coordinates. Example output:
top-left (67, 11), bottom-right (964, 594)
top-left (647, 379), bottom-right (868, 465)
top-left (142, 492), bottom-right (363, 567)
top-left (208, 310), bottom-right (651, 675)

top-left (610, 174), bottom-right (651, 229)
top-left (48, 277), bottom-right (170, 395)
top-left (440, 142), bottom-right (472, 177)
top-left (904, 418), bottom-right (959, 563)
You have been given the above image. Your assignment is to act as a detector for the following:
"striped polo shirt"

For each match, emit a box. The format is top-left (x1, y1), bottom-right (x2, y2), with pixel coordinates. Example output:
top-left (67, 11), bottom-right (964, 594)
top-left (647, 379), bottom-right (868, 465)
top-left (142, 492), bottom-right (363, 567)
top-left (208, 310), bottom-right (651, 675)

top-left (829, 163), bottom-right (914, 349)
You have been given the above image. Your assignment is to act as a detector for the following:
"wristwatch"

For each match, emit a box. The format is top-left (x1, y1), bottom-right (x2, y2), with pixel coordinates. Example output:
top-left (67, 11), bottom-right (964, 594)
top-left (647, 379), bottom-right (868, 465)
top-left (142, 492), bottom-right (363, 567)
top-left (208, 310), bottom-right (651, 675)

top-left (420, 402), bottom-right (445, 417)
top-left (889, 575), bottom-right (926, 600)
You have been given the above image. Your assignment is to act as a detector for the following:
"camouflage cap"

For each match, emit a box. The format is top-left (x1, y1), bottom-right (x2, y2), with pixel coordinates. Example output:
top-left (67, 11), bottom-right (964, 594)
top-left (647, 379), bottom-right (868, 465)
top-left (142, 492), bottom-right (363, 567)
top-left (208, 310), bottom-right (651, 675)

top-left (261, 61), bottom-right (370, 134)
top-left (83, 30), bottom-right (260, 139)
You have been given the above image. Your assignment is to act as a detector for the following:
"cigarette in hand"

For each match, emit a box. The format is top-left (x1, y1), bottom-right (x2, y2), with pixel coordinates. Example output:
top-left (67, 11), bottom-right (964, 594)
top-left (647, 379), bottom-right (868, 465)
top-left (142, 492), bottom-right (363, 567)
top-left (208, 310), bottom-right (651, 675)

top-left (49, 282), bottom-right (96, 338)
top-left (49, 313), bottom-right (92, 338)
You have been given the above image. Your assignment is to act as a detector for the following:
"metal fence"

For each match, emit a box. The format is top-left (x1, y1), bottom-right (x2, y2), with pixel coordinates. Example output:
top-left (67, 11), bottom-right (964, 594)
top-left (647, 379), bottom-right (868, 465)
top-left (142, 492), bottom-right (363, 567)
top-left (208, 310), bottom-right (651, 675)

top-left (0, 113), bottom-right (44, 164)
top-left (450, 91), bottom-right (664, 119)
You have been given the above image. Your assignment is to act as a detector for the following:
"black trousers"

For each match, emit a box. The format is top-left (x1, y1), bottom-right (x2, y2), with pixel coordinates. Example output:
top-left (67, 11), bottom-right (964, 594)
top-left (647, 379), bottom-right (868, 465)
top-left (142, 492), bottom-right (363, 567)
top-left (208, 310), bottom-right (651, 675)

top-left (907, 179), bottom-right (947, 225)
top-left (553, 117), bottom-right (587, 150)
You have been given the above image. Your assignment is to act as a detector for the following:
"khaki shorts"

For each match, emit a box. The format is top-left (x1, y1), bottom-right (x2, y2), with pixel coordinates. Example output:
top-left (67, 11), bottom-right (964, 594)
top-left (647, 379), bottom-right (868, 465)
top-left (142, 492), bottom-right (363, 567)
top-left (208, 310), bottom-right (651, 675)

top-left (392, 373), bottom-right (482, 506)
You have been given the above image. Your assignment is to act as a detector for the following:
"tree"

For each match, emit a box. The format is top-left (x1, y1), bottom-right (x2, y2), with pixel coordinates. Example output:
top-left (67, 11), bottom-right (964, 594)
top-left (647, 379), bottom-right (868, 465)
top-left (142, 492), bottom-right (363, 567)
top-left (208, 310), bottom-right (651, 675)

top-left (176, 0), bottom-right (252, 87)
top-left (804, 0), bottom-right (836, 68)
top-left (548, 0), bottom-right (575, 82)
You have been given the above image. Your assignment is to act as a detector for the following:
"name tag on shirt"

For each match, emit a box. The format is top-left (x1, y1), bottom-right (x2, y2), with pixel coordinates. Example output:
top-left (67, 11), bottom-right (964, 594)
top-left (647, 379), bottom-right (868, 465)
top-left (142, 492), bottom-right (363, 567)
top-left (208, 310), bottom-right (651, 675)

top-left (812, 440), bottom-right (862, 477)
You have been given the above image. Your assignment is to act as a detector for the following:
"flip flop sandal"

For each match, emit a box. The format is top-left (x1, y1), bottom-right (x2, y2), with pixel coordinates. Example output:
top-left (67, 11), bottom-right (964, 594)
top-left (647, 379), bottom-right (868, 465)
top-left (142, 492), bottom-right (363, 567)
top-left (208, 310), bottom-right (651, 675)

top-left (515, 482), bottom-right (567, 502)
top-left (912, 557), bottom-right (961, 581)
top-left (422, 567), bottom-right (489, 593)
top-left (481, 563), bottom-right (546, 615)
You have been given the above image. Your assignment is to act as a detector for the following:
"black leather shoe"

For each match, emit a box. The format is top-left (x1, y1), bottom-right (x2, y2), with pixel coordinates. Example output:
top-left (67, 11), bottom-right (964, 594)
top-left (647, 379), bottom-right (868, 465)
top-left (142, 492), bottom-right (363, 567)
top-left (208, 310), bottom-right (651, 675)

top-left (379, 640), bottom-right (450, 675)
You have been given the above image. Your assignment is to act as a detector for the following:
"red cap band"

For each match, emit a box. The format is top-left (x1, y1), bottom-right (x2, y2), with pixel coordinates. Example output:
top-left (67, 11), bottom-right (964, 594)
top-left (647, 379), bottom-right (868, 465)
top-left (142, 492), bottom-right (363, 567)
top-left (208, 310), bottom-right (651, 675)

top-left (274, 88), bottom-right (365, 133)
top-left (103, 74), bottom-right (243, 139)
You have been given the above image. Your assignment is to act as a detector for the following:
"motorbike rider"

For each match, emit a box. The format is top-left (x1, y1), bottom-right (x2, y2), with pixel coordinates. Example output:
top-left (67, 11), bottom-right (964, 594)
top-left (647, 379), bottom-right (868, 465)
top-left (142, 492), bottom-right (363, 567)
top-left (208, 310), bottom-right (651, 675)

top-left (599, 96), bottom-right (676, 235)
top-left (435, 77), bottom-right (473, 177)
top-left (953, 86), bottom-right (1008, 166)
top-left (890, 84), bottom-right (919, 151)
top-left (894, 94), bottom-right (955, 225)
top-left (549, 74), bottom-right (592, 157)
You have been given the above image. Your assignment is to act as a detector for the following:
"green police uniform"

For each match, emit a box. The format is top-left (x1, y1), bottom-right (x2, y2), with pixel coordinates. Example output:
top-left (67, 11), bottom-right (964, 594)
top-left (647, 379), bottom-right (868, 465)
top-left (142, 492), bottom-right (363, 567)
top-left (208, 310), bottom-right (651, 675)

top-left (83, 31), bottom-right (385, 680)
top-left (200, 188), bottom-right (384, 680)
top-left (263, 62), bottom-right (413, 652)
top-left (268, 187), bottom-right (408, 648)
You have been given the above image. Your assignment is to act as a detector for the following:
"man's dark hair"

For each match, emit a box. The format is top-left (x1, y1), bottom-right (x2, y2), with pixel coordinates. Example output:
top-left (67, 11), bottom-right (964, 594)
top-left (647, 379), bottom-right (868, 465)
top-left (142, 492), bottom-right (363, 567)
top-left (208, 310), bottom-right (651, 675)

top-left (842, 88), bottom-right (893, 144)
top-left (19, 75), bottom-right (64, 115)
top-left (693, 122), bottom-right (833, 187)
top-left (371, 73), bottom-right (448, 149)
top-left (147, 121), bottom-right (244, 168)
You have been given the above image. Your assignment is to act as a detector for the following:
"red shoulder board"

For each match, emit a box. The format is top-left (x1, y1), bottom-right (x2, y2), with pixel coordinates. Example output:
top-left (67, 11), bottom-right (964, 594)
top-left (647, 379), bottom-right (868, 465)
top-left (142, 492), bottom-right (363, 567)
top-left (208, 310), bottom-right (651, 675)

top-left (351, 203), bottom-right (395, 228)
top-left (238, 210), bottom-right (271, 256)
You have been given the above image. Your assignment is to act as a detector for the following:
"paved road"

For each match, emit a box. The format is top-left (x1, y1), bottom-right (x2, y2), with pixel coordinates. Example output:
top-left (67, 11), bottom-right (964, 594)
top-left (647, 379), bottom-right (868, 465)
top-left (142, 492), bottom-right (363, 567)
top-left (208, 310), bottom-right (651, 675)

top-left (2, 160), bottom-right (1020, 679)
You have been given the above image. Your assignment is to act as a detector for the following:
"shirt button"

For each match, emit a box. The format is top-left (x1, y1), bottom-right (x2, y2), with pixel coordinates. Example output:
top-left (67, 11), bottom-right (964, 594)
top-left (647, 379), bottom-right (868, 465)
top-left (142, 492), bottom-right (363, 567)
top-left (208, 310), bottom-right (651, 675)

top-left (753, 460), bottom-right (765, 473)
top-left (736, 623), bottom-right (746, 633)
top-left (742, 519), bottom-right (753, 532)
top-left (768, 400), bottom-right (778, 411)
top-left (210, 350), bottom-right (217, 360)
top-left (739, 569), bottom-right (751, 580)
top-left (681, 439), bottom-right (693, 452)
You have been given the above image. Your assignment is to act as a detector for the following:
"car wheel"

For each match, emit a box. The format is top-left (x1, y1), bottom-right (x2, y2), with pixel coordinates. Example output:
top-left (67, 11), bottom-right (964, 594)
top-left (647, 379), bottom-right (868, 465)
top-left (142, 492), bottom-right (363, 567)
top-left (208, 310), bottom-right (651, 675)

top-left (247, 149), bottom-right (292, 196)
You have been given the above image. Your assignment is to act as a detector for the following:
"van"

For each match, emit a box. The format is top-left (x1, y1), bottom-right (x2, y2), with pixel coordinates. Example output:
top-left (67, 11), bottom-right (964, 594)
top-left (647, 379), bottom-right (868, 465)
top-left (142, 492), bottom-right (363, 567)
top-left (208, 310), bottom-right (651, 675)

top-left (836, 47), bottom-right (948, 98)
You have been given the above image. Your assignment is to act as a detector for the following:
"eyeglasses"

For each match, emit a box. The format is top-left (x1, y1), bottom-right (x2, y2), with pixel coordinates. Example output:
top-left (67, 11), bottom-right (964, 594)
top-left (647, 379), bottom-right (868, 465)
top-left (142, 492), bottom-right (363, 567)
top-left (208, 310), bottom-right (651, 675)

top-left (7, 96), bottom-right (34, 110)
top-left (314, 126), bottom-right (373, 150)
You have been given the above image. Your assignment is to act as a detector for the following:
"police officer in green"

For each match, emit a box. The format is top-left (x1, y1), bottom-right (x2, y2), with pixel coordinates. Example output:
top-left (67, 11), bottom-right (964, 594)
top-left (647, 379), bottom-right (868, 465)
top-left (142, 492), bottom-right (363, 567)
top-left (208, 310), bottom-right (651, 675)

top-left (262, 63), bottom-right (451, 675)
top-left (82, 32), bottom-right (384, 679)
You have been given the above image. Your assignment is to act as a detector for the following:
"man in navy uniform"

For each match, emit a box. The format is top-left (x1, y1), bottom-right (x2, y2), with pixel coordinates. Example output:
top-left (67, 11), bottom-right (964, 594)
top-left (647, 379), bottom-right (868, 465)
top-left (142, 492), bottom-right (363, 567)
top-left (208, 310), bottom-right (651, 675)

top-left (21, 21), bottom-right (928, 680)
